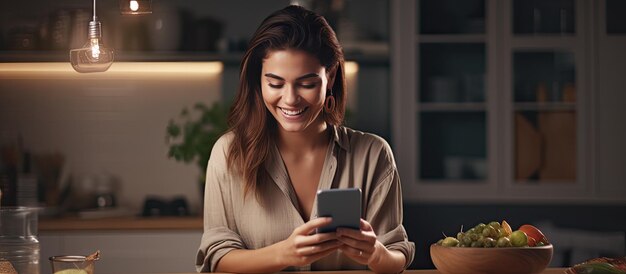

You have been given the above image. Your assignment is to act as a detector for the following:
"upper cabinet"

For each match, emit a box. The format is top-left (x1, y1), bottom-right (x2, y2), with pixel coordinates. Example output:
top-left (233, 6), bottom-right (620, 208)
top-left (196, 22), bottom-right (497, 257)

top-left (416, 0), bottom-right (488, 187)
top-left (502, 0), bottom-right (589, 199)
top-left (0, 0), bottom-right (389, 63)
top-left (605, 0), bottom-right (626, 35)
top-left (393, 0), bottom-right (616, 202)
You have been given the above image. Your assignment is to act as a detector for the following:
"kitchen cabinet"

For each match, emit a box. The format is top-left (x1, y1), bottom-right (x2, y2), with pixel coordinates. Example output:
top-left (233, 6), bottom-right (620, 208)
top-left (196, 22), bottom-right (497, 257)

top-left (594, 0), bottom-right (626, 199)
top-left (40, 230), bottom-right (202, 274)
top-left (392, 0), bottom-right (625, 202)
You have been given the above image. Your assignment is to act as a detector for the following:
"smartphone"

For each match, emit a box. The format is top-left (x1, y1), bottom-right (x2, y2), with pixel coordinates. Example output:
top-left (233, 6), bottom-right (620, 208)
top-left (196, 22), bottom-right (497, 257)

top-left (316, 188), bottom-right (361, 233)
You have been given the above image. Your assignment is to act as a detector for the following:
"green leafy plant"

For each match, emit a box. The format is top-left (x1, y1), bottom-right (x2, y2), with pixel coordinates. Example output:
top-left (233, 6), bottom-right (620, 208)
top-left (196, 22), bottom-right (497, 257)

top-left (165, 102), bottom-right (229, 187)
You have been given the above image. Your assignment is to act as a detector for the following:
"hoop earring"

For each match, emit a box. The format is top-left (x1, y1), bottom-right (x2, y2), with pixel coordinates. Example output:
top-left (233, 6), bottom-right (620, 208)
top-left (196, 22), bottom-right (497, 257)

top-left (324, 89), bottom-right (336, 113)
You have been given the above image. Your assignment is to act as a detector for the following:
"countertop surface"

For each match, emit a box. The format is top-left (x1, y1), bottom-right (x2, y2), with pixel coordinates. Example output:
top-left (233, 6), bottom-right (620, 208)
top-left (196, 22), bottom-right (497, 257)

top-left (39, 216), bottom-right (203, 231)
top-left (166, 268), bottom-right (568, 274)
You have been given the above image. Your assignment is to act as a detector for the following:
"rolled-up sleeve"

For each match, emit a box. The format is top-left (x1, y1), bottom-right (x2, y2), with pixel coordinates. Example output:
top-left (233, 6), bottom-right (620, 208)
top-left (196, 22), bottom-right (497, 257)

top-left (196, 135), bottom-right (246, 272)
top-left (366, 145), bottom-right (416, 270)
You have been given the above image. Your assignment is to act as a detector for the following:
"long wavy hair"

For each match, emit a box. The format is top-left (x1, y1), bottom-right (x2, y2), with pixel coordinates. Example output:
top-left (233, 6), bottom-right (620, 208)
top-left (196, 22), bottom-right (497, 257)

top-left (226, 5), bottom-right (347, 200)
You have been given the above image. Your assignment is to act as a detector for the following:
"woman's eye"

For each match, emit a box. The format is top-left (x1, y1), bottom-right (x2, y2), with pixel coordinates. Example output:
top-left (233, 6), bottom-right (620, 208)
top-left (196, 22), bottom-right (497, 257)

top-left (300, 84), bottom-right (316, 89)
top-left (268, 83), bottom-right (283, 89)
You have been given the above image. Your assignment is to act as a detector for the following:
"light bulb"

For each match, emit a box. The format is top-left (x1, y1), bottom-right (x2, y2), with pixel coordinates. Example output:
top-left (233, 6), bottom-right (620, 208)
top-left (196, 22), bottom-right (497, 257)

top-left (130, 0), bottom-right (139, 11)
top-left (70, 20), bottom-right (114, 73)
top-left (120, 0), bottom-right (152, 15)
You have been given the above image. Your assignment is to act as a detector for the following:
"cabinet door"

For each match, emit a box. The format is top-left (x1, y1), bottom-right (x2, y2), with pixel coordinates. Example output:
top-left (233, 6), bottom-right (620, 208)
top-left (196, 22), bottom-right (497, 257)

top-left (40, 231), bottom-right (202, 274)
top-left (502, 0), bottom-right (590, 199)
top-left (408, 0), bottom-right (497, 201)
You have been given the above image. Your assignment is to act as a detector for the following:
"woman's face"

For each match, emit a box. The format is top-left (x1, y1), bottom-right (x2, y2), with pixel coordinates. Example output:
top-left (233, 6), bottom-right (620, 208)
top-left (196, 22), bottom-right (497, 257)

top-left (261, 49), bottom-right (333, 133)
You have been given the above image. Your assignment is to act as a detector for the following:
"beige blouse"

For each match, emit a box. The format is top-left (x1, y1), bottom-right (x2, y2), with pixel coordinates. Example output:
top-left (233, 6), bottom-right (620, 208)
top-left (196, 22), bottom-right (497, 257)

top-left (195, 126), bottom-right (415, 272)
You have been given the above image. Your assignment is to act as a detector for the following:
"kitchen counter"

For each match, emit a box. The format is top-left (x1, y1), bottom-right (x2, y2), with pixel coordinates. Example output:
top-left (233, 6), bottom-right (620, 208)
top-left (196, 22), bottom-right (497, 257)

top-left (39, 216), bottom-right (202, 231)
top-left (170, 269), bottom-right (569, 274)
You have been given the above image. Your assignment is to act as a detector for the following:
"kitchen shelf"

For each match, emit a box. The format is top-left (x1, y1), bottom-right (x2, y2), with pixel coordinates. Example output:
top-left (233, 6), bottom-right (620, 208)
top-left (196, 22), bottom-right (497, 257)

top-left (513, 102), bottom-right (576, 111)
top-left (510, 37), bottom-right (579, 49)
top-left (419, 179), bottom-right (486, 184)
top-left (418, 102), bottom-right (486, 112)
top-left (418, 34), bottom-right (486, 43)
top-left (0, 51), bottom-right (390, 65)
top-left (514, 180), bottom-right (576, 185)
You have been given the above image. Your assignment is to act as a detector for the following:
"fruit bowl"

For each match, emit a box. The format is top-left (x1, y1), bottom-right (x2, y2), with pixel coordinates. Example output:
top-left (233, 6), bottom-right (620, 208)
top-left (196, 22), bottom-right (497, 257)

top-left (430, 243), bottom-right (553, 274)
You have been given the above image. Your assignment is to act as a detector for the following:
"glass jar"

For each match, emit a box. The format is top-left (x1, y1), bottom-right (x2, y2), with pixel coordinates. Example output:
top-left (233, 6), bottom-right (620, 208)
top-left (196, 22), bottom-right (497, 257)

top-left (0, 207), bottom-right (40, 274)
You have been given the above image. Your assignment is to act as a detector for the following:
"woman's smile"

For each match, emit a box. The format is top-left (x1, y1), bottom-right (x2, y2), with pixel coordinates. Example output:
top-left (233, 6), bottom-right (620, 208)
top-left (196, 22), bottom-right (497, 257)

top-left (279, 106), bottom-right (308, 119)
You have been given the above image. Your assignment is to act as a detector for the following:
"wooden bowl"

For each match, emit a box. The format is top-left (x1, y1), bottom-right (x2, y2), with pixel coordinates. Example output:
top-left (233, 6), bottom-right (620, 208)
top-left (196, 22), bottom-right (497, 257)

top-left (430, 244), bottom-right (553, 274)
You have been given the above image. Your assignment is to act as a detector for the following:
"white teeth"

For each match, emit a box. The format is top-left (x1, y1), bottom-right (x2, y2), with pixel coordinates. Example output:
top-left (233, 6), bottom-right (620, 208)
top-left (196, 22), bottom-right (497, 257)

top-left (280, 107), bottom-right (306, 116)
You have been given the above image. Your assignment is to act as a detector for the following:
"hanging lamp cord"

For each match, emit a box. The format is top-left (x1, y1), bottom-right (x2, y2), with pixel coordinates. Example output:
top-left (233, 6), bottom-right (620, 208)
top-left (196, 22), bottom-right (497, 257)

top-left (93, 0), bottom-right (97, 21)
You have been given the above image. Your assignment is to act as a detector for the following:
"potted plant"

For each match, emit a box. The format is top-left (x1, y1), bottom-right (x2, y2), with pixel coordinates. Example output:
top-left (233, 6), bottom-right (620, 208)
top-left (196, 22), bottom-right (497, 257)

top-left (165, 102), bottom-right (229, 193)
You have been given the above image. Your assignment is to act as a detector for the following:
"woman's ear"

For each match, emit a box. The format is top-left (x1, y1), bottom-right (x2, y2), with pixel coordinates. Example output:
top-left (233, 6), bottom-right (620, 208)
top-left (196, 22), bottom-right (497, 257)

top-left (327, 65), bottom-right (338, 90)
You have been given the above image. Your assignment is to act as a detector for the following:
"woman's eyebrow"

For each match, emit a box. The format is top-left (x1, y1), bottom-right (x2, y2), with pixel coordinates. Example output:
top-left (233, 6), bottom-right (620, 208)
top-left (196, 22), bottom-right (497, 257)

top-left (264, 73), bottom-right (319, 81)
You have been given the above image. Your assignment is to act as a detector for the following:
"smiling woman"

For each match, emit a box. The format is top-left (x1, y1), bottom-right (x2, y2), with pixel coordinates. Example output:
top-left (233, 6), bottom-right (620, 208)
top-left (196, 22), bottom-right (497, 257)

top-left (196, 5), bottom-right (414, 274)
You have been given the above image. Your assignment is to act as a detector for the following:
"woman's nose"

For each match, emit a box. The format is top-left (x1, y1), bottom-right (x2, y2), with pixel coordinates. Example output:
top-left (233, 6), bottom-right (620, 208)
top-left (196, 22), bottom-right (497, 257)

top-left (282, 85), bottom-right (301, 104)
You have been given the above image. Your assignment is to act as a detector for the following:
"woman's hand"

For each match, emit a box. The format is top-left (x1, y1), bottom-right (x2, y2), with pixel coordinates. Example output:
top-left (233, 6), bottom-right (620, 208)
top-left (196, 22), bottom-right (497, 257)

top-left (336, 219), bottom-right (383, 265)
top-left (277, 217), bottom-right (343, 267)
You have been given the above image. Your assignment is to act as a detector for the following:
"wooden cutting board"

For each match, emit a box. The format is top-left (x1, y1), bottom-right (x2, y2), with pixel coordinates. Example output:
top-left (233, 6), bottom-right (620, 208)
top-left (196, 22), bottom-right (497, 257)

top-left (515, 113), bottom-right (542, 180)
top-left (538, 111), bottom-right (576, 181)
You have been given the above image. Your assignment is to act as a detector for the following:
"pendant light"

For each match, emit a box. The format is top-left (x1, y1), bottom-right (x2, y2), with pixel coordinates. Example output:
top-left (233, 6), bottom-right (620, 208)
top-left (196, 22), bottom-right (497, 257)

top-left (120, 0), bottom-right (152, 15)
top-left (70, 0), bottom-right (114, 73)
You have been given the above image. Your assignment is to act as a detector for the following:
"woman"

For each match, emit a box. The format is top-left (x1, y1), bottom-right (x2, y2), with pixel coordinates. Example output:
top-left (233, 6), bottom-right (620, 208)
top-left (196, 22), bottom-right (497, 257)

top-left (196, 5), bottom-right (414, 273)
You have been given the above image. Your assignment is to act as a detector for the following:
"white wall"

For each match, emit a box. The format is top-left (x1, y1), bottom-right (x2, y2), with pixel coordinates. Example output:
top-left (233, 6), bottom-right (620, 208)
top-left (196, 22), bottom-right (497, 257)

top-left (0, 63), bottom-right (222, 213)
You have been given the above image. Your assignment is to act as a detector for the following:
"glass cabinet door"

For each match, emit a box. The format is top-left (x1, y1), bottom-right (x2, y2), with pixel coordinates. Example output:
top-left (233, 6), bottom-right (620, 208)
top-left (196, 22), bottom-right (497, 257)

top-left (606, 0), bottom-right (626, 34)
top-left (416, 0), bottom-right (488, 183)
top-left (419, 0), bottom-right (485, 34)
top-left (509, 0), bottom-right (581, 185)
top-left (513, 51), bottom-right (577, 183)
top-left (512, 0), bottom-right (575, 35)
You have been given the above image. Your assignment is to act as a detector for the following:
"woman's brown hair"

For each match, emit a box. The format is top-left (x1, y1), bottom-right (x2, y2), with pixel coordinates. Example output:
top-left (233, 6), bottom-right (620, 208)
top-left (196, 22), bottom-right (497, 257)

top-left (226, 5), bottom-right (347, 200)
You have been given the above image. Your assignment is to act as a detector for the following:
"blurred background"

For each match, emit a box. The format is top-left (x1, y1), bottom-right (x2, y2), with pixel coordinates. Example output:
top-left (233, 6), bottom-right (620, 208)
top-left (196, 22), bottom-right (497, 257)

top-left (0, 0), bottom-right (624, 272)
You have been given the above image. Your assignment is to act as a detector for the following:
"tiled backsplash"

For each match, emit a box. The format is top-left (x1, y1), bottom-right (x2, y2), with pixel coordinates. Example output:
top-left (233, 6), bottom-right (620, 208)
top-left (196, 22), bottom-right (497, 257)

top-left (0, 63), bottom-right (222, 213)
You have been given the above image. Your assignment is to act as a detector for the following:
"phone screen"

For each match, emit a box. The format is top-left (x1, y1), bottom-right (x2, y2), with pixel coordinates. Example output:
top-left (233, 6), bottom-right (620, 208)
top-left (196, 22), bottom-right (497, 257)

top-left (316, 188), bottom-right (361, 233)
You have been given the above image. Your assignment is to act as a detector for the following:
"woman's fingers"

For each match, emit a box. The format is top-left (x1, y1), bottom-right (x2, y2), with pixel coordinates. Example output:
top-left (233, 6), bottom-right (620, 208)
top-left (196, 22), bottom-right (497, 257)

top-left (337, 228), bottom-right (376, 244)
top-left (337, 235), bottom-right (375, 254)
top-left (295, 232), bottom-right (337, 247)
top-left (360, 218), bottom-right (373, 231)
top-left (295, 217), bottom-right (333, 235)
top-left (297, 239), bottom-right (342, 256)
top-left (340, 244), bottom-right (371, 257)
top-left (307, 245), bottom-right (342, 262)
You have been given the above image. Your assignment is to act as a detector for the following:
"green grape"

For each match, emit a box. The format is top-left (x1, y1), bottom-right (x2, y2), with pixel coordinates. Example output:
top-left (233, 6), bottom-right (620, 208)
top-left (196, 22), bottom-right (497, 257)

top-left (482, 226), bottom-right (498, 238)
top-left (442, 236), bottom-right (460, 247)
top-left (457, 232), bottom-right (465, 240)
top-left (468, 233), bottom-right (480, 241)
top-left (483, 237), bottom-right (496, 248)
top-left (474, 223), bottom-right (487, 233)
top-left (470, 241), bottom-right (482, 248)
top-left (462, 235), bottom-right (473, 245)
top-left (437, 239), bottom-right (443, 245)
top-left (467, 228), bottom-right (476, 234)
top-left (489, 221), bottom-right (501, 230)
top-left (496, 237), bottom-right (512, 247)
top-left (475, 237), bottom-right (485, 247)
top-left (510, 230), bottom-right (528, 247)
